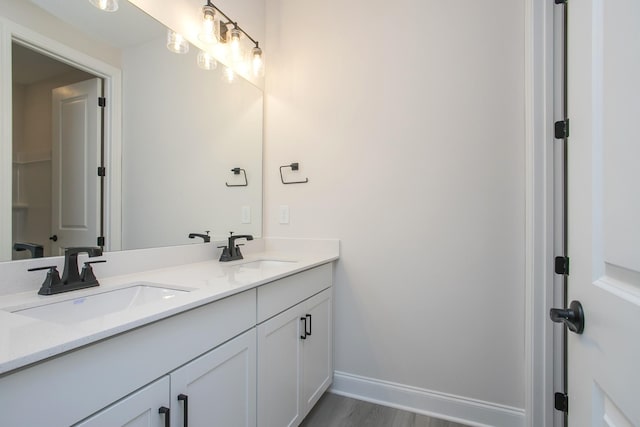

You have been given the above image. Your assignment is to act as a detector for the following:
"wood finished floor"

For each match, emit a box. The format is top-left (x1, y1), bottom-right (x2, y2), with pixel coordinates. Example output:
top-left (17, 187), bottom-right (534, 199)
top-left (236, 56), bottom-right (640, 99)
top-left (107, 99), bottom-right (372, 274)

top-left (300, 393), bottom-right (470, 427)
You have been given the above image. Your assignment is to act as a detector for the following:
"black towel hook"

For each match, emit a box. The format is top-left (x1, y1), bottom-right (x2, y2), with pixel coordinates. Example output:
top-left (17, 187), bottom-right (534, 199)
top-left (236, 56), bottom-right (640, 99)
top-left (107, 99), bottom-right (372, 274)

top-left (280, 162), bottom-right (309, 184)
top-left (226, 167), bottom-right (248, 187)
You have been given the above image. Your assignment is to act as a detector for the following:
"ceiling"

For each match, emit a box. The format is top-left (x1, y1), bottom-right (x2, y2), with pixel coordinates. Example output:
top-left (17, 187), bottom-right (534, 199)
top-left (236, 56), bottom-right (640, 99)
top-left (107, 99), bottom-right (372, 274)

top-left (13, 0), bottom-right (166, 85)
top-left (29, 0), bottom-right (164, 49)
top-left (12, 43), bottom-right (92, 85)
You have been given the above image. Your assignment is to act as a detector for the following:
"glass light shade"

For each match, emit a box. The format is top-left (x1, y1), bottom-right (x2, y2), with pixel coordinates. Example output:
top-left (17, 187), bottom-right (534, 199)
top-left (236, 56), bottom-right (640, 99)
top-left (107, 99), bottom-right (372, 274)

top-left (197, 50), bottom-right (217, 70)
top-left (89, 0), bottom-right (118, 12)
top-left (251, 46), bottom-right (264, 77)
top-left (229, 27), bottom-right (244, 63)
top-left (167, 29), bottom-right (189, 54)
top-left (213, 42), bottom-right (228, 62)
top-left (198, 5), bottom-right (218, 44)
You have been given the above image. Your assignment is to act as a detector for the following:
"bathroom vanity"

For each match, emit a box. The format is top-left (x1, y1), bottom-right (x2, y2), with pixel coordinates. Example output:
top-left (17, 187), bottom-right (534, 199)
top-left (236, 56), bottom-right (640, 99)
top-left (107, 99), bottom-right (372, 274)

top-left (0, 239), bottom-right (338, 426)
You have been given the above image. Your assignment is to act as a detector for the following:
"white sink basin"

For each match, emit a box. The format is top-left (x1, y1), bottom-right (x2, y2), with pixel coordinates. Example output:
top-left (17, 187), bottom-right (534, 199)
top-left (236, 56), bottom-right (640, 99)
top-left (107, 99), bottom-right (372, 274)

top-left (236, 260), bottom-right (296, 269)
top-left (13, 284), bottom-right (189, 324)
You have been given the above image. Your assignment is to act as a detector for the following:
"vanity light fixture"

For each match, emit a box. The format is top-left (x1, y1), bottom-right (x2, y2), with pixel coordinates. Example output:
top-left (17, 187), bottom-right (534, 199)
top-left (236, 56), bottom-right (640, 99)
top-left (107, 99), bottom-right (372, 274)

top-left (167, 29), bottom-right (189, 54)
top-left (199, 1), bottom-right (264, 78)
top-left (89, 0), bottom-right (118, 12)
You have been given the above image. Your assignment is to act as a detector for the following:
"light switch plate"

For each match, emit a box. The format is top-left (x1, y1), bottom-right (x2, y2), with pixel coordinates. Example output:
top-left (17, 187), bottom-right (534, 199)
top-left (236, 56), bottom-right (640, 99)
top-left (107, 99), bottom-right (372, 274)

top-left (279, 205), bottom-right (290, 224)
top-left (241, 206), bottom-right (251, 224)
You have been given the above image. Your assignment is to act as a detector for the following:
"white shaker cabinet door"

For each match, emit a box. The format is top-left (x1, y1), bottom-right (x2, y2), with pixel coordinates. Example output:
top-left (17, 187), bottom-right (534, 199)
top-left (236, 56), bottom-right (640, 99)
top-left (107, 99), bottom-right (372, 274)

top-left (170, 329), bottom-right (257, 427)
top-left (257, 304), bottom-right (304, 427)
top-left (301, 288), bottom-right (333, 415)
top-left (74, 376), bottom-right (170, 427)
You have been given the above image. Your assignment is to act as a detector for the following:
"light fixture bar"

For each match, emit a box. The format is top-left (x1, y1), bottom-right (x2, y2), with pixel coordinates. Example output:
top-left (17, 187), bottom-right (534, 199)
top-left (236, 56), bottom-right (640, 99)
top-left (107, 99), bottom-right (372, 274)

top-left (205, 1), bottom-right (260, 48)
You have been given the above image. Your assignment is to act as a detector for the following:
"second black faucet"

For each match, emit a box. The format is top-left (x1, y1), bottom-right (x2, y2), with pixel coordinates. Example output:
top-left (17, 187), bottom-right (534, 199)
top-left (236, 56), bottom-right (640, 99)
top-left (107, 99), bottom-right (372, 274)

top-left (219, 232), bottom-right (253, 262)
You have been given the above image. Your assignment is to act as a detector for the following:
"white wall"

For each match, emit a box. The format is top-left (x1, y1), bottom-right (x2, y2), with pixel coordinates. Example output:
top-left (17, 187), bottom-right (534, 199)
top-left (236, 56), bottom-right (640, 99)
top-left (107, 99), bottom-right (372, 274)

top-left (263, 0), bottom-right (526, 422)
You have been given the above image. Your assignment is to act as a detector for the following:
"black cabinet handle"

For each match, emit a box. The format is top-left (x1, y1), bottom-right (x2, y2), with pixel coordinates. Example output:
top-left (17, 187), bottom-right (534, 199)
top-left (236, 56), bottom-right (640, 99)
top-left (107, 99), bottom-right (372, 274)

top-left (305, 314), bottom-right (312, 336)
top-left (300, 317), bottom-right (307, 339)
top-left (159, 406), bottom-right (170, 427)
top-left (178, 394), bottom-right (189, 427)
top-left (49, 235), bottom-right (58, 242)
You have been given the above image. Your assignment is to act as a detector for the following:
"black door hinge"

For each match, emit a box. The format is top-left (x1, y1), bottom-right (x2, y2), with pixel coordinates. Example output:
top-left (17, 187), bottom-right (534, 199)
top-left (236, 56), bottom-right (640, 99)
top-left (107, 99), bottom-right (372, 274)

top-left (555, 119), bottom-right (570, 139)
top-left (98, 97), bottom-right (106, 107)
top-left (555, 256), bottom-right (570, 275)
top-left (555, 0), bottom-right (567, 4)
top-left (98, 166), bottom-right (106, 177)
top-left (555, 392), bottom-right (568, 412)
top-left (97, 236), bottom-right (105, 246)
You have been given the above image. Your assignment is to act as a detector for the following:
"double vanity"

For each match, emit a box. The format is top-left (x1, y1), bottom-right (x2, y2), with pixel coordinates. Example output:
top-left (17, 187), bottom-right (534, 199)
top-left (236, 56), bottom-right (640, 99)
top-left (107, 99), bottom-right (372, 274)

top-left (0, 239), bottom-right (339, 426)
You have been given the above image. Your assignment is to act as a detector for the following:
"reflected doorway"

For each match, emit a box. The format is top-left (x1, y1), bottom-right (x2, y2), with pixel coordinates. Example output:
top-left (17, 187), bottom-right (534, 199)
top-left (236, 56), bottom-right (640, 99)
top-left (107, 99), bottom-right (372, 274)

top-left (11, 42), bottom-right (104, 260)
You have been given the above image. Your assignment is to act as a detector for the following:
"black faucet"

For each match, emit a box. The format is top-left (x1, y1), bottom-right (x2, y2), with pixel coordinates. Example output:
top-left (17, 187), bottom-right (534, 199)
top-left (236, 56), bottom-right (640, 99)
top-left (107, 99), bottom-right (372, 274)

top-left (219, 232), bottom-right (253, 262)
top-left (13, 242), bottom-right (44, 258)
top-left (29, 247), bottom-right (105, 295)
top-left (188, 231), bottom-right (211, 243)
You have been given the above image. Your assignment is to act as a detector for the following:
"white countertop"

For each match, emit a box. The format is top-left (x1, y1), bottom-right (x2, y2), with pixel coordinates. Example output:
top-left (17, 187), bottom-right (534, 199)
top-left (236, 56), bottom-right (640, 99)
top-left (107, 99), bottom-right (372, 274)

top-left (0, 240), bottom-right (338, 375)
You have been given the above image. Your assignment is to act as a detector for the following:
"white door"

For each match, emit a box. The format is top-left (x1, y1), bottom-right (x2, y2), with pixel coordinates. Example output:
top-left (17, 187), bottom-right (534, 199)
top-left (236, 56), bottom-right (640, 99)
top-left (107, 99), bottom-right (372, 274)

top-left (51, 78), bottom-right (102, 254)
top-left (301, 289), bottom-right (332, 416)
top-left (171, 329), bottom-right (257, 427)
top-left (567, 0), bottom-right (640, 425)
top-left (74, 377), bottom-right (170, 427)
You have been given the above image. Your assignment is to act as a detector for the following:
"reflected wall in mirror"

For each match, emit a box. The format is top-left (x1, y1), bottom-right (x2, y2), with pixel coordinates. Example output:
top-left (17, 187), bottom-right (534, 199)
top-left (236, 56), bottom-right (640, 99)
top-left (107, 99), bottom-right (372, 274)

top-left (1, 0), bottom-right (263, 261)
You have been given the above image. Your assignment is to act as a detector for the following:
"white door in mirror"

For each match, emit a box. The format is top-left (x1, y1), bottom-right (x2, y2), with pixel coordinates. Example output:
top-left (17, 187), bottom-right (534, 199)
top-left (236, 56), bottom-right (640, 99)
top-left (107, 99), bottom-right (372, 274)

top-left (51, 78), bottom-right (103, 255)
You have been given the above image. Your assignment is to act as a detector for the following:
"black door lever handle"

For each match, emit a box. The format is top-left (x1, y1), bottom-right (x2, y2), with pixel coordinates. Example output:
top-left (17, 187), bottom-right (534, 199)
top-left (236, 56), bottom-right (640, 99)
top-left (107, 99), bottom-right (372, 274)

top-left (550, 300), bottom-right (585, 334)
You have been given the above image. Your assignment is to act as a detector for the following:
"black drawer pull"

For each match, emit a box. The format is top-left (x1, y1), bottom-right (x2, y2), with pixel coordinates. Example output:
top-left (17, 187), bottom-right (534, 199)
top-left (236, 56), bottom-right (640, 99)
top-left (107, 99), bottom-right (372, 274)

top-left (159, 406), bottom-right (170, 427)
top-left (305, 314), bottom-right (312, 336)
top-left (300, 317), bottom-right (307, 339)
top-left (178, 394), bottom-right (188, 427)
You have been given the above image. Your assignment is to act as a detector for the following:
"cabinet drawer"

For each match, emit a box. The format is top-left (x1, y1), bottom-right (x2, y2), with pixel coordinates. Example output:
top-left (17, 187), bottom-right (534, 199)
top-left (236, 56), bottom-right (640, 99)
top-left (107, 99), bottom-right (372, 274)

top-left (257, 263), bottom-right (332, 323)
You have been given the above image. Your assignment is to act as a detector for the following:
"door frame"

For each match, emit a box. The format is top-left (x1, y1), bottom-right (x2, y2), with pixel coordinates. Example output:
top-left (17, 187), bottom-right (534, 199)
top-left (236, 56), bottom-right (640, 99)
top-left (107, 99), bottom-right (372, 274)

top-left (0, 17), bottom-right (122, 260)
top-left (524, 0), bottom-right (559, 426)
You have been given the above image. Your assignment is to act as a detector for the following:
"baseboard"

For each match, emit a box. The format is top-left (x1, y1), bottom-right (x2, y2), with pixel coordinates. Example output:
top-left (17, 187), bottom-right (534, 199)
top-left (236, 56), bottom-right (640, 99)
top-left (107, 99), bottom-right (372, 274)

top-left (330, 371), bottom-right (525, 427)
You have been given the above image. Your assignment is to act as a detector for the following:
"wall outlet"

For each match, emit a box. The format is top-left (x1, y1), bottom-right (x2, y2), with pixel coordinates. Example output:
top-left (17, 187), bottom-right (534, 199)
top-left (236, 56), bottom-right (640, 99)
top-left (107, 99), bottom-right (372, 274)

top-left (279, 205), bottom-right (290, 224)
top-left (241, 206), bottom-right (251, 224)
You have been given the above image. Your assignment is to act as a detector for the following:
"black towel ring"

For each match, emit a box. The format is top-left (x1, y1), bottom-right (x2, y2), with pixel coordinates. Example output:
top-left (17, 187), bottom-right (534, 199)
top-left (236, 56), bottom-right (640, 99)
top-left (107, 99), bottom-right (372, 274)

top-left (280, 162), bottom-right (309, 184)
top-left (226, 168), bottom-right (248, 187)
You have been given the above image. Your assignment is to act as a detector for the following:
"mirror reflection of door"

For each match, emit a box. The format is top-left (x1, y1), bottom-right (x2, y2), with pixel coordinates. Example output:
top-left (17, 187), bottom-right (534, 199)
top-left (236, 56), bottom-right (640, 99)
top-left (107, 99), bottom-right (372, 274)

top-left (11, 42), bottom-right (103, 260)
top-left (51, 78), bottom-right (103, 256)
